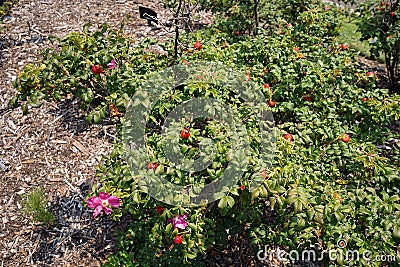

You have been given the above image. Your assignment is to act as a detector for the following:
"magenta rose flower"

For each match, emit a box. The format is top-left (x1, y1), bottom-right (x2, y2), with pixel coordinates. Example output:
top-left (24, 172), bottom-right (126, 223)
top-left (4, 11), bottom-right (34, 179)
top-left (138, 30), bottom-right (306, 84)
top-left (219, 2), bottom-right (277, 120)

top-left (87, 192), bottom-right (121, 218)
top-left (107, 59), bottom-right (116, 69)
top-left (167, 214), bottom-right (188, 229)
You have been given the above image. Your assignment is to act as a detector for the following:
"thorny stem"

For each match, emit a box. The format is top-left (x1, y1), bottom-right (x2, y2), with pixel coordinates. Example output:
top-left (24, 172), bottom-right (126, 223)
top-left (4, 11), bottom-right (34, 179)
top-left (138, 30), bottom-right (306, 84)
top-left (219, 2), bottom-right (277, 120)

top-left (174, 0), bottom-right (183, 59)
top-left (254, 0), bottom-right (259, 36)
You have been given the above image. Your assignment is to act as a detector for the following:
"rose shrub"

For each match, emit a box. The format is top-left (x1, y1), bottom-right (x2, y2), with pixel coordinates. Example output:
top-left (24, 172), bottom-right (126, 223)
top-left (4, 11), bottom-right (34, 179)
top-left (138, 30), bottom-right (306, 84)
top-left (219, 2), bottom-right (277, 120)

top-left (357, 0), bottom-right (400, 92)
top-left (9, 1), bottom-right (400, 266)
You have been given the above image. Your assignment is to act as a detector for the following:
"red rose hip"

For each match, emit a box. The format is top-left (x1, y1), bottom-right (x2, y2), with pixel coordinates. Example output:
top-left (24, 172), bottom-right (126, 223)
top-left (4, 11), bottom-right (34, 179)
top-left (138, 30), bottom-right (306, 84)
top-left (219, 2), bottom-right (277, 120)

top-left (193, 41), bottom-right (202, 50)
top-left (303, 95), bottom-right (313, 101)
top-left (148, 163), bottom-right (158, 170)
top-left (268, 100), bottom-right (276, 107)
top-left (341, 134), bottom-right (350, 143)
top-left (156, 206), bottom-right (164, 215)
top-left (284, 133), bottom-right (293, 141)
top-left (174, 235), bottom-right (183, 244)
top-left (366, 71), bottom-right (375, 77)
top-left (91, 64), bottom-right (104, 75)
top-left (181, 129), bottom-right (190, 139)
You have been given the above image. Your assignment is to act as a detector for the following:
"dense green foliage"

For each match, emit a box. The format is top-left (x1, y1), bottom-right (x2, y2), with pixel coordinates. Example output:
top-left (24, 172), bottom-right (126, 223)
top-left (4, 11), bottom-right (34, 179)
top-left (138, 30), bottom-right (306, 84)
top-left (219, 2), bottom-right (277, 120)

top-left (9, 0), bottom-right (400, 266)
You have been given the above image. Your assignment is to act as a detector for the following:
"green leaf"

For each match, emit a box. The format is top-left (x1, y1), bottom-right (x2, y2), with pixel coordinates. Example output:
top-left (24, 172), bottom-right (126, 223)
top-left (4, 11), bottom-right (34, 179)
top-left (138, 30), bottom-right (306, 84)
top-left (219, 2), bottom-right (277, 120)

top-left (218, 196), bottom-right (228, 209)
top-left (21, 104), bottom-right (28, 115)
top-left (93, 112), bottom-right (102, 123)
top-left (393, 224), bottom-right (400, 238)
top-left (226, 195), bottom-right (235, 208)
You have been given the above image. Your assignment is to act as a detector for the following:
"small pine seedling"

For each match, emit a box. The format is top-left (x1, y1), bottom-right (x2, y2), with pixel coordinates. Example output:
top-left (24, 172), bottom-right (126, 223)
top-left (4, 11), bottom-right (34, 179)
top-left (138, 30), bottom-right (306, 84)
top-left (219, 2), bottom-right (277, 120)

top-left (20, 187), bottom-right (55, 224)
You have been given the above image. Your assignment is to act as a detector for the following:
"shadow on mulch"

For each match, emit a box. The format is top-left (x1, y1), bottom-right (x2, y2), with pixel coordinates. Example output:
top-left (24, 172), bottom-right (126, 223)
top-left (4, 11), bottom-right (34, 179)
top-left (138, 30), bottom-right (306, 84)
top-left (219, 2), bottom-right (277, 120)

top-left (0, 34), bottom-right (46, 67)
top-left (47, 98), bottom-right (118, 142)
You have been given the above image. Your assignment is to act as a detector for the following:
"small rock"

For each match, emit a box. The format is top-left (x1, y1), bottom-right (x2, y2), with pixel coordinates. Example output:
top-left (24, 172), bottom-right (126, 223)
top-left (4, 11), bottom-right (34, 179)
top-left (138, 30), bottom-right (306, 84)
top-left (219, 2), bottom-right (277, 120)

top-left (2, 217), bottom-right (9, 224)
top-left (16, 189), bottom-right (25, 195)
top-left (6, 194), bottom-right (14, 206)
top-left (7, 119), bottom-right (17, 130)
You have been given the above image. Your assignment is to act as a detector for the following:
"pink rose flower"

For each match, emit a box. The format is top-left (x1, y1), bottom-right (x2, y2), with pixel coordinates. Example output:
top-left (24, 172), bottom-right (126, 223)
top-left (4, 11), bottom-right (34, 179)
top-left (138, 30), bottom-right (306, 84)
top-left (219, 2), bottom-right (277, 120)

top-left (107, 59), bottom-right (116, 69)
top-left (167, 214), bottom-right (188, 229)
top-left (87, 192), bottom-right (121, 218)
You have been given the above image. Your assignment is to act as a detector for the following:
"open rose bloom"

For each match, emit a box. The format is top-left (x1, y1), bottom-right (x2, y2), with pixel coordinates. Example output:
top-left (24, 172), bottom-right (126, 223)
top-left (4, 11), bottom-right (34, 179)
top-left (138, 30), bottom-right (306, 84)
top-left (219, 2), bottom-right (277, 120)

top-left (167, 214), bottom-right (188, 229)
top-left (87, 192), bottom-right (121, 218)
top-left (107, 59), bottom-right (116, 69)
